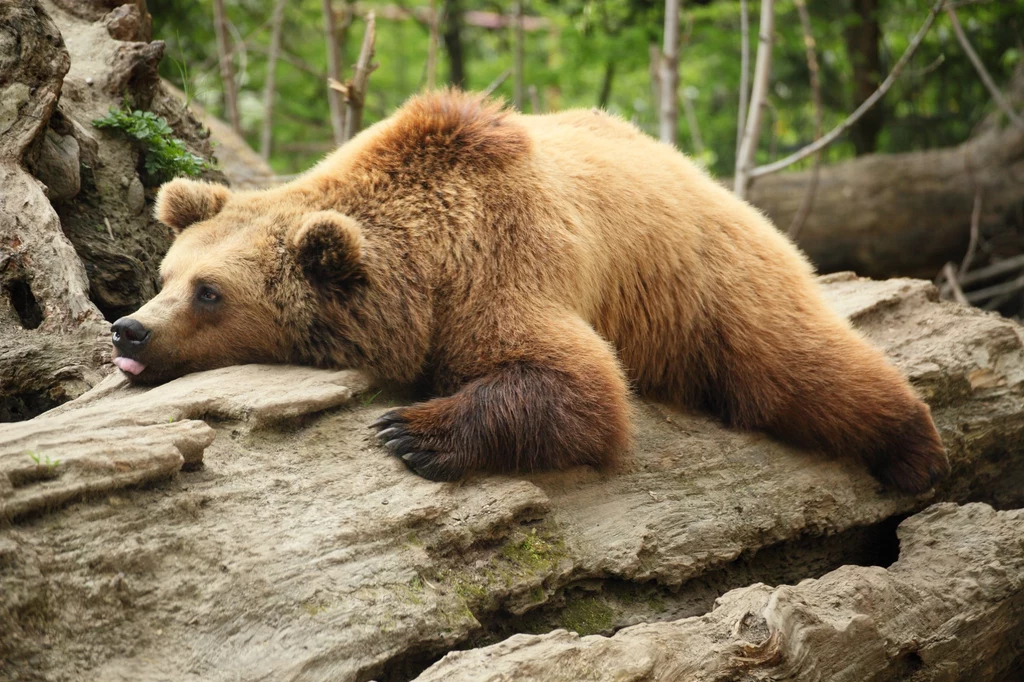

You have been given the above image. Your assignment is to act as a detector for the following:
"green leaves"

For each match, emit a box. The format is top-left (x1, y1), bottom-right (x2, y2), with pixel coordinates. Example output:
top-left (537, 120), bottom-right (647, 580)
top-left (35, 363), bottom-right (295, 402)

top-left (93, 107), bottom-right (213, 184)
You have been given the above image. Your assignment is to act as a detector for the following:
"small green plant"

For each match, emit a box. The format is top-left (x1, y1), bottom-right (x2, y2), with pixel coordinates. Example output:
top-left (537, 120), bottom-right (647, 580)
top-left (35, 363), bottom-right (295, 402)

top-left (360, 390), bottom-right (384, 407)
top-left (93, 106), bottom-right (211, 183)
top-left (170, 32), bottom-right (200, 108)
top-left (27, 451), bottom-right (61, 470)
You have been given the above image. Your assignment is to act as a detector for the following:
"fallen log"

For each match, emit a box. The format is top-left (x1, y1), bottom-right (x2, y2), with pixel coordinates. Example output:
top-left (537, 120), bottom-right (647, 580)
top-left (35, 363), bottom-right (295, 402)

top-left (748, 120), bottom-right (1024, 280)
top-left (2, 274), bottom-right (1024, 681)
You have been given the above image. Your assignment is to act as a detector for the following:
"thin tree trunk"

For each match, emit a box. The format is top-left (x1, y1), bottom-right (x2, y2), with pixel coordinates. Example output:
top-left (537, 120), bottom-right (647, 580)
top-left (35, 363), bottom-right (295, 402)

top-left (787, 0), bottom-right (822, 239)
top-left (736, 0), bottom-right (750, 156)
top-left (443, 0), bottom-right (466, 89)
top-left (426, 0), bottom-right (439, 90)
top-left (681, 91), bottom-right (704, 155)
top-left (322, 0), bottom-right (349, 145)
top-left (212, 0), bottom-right (241, 134)
top-left (342, 12), bottom-right (377, 142)
top-left (259, 0), bottom-right (287, 161)
top-left (734, 0), bottom-right (775, 198)
top-left (843, 0), bottom-right (883, 154)
top-left (649, 43), bottom-right (661, 112)
top-left (659, 0), bottom-right (681, 146)
top-left (513, 0), bottom-right (524, 110)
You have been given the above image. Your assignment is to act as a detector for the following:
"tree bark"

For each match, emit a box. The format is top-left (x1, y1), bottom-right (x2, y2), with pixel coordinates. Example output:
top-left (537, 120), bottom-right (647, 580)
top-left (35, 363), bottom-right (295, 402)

top-left (844, 0), bottom-right (883, 155)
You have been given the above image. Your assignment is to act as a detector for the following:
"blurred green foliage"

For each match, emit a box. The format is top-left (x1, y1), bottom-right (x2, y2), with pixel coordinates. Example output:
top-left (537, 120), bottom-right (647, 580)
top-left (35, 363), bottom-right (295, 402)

top-left (150, 0), bottom-right (1023, 176)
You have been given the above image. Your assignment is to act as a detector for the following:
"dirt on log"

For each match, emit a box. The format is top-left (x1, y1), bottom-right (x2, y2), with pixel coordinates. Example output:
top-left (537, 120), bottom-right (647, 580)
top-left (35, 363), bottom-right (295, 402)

top-left (2, 274), bottom-right (1024, 682)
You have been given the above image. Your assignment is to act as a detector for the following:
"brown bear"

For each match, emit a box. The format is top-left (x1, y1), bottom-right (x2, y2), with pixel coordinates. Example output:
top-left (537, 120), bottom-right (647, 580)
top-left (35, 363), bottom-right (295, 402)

top-left (111, 90), bottom-right (948, 493)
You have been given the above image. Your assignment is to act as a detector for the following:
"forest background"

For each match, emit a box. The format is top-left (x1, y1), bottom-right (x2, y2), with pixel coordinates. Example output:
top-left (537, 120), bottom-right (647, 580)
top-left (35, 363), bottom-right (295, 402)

top-left (151, 0), bottom-right (1023, 177)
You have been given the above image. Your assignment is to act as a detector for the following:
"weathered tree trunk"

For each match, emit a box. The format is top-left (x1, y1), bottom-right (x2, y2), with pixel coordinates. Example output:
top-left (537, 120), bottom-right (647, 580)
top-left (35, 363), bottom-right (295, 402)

top-left (1, 0), bottom-right (108, 422)
top-left (748, 120), bottom-right (1024, 279)
top-left (2, 0), bottom-right (222, 422)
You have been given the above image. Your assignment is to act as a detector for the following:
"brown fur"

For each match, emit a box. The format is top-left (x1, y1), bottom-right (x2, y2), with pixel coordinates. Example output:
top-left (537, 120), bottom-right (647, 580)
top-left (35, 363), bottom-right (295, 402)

top-left (127, 90), bottom-right (948, 492)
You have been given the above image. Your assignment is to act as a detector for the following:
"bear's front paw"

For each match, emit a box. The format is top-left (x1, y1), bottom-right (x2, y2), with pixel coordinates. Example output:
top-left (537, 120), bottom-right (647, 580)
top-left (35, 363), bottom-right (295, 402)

top-left (369, 409), bottom-right (466, 482)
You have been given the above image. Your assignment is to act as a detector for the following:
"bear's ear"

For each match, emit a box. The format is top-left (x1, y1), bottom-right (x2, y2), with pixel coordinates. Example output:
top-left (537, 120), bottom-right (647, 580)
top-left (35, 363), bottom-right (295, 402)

top-left (287, 211), bottom-right (365, 292)
top-left (154, 179), bottom-right (232, 233)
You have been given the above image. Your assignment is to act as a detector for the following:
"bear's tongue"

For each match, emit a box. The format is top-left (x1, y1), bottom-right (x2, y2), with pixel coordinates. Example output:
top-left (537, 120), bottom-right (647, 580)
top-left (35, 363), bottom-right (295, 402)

top-left (113, 357), bottom-right (146, 375)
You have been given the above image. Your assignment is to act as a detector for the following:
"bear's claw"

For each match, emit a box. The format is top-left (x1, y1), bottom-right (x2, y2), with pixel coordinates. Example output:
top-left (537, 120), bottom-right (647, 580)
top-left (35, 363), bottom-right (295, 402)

top-left (384, 435), bottom-right (421, 456)
top-left (369, 411), bottom-right (404, 430)
top-left (399, 451), bottom-right (463, 482)
top-left (375, 426), bottom-right (402, 440)
top-left (370, 408), bottom-right (462, 480)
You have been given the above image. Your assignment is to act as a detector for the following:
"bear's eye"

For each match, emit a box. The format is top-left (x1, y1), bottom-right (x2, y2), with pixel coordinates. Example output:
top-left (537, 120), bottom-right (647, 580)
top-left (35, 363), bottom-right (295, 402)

top-left (195, 284), bottom-right (221, 305)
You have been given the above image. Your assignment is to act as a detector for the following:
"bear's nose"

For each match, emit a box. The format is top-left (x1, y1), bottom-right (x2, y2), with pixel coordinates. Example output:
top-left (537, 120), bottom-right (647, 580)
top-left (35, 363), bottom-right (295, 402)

top-left (111, 317), bottom-right (151, 352)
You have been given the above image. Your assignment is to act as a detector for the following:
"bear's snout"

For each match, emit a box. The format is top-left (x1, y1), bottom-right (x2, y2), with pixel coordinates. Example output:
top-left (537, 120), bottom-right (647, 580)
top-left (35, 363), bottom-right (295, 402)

top-left (111, 317), bottom-right (151, 351)
top-left (111, 318), bottom-right (152, 377)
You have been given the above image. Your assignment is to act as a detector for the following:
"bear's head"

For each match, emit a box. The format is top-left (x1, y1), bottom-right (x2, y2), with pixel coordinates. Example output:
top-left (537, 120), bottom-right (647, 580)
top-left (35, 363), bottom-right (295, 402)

top-left (110, 178), bottom-right (369, 384)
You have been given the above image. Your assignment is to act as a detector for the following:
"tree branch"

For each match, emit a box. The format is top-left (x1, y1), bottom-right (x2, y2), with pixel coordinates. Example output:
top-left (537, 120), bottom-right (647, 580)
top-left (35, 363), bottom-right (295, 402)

top-left (942, 262), bottom-right (970, 305)
top-left (734, 0), bottom-right (775, 197)
top-left (959, 188), bottom-right (983, 277)
top-left (946, 4), bottom-right (1024, 130)
top-left (749, 0), bottom-right (944, 181)
top-left (482, 68), bottom-right (511, 97)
